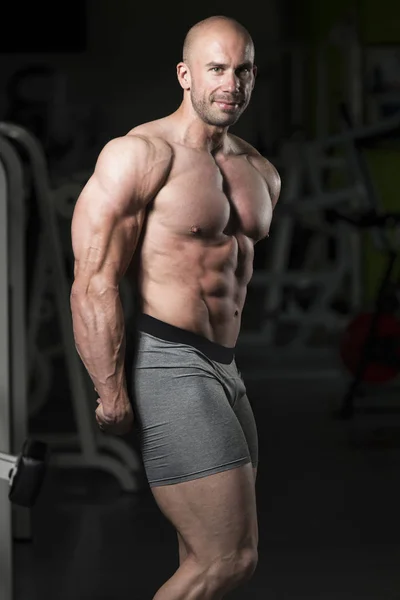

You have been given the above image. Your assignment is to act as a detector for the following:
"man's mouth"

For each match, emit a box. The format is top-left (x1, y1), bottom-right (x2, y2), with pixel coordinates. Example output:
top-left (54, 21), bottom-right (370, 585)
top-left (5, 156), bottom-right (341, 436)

top-left (214, 99), bottom-right (242, 110)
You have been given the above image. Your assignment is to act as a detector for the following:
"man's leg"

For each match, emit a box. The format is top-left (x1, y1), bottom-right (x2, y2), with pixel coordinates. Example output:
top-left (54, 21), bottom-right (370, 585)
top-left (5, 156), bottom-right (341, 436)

top-left (176, 466), bottom-right (258, 566)
top-left (152, 462), bottom-right (258, 600)
top-left (132, 328), bottom-right (259, 598)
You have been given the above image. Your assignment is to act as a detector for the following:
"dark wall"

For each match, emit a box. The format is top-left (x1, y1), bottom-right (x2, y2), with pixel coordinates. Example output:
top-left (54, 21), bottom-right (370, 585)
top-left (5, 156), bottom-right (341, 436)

top-left (0, 1), bottom-right (288, 175)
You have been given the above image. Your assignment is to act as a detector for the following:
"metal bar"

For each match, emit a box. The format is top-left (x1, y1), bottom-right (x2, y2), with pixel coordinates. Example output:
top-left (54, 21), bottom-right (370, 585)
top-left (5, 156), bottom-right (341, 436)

top-left (314, 111), bottom-right (400, 149)
top-left (0, 122), bottom-right (97, 460)
top-left (7, 142), bottom-right (27, 457)
top-left (304, 143), bottom-right (362, 313)
top-left (250, 270), bottom-right (345, 286)
top-left (0, 146), bottom-right (12, 600)
top-left (0, 136), bottom-right (32, 540)
top-left (262, 143), bottom-right (303, 343)
top-left (0, 454), bottom-right (16, 464)
top-left (0, 455), bottom-right (15, 481)
top-left (292, 184), bottom-right (364, 212)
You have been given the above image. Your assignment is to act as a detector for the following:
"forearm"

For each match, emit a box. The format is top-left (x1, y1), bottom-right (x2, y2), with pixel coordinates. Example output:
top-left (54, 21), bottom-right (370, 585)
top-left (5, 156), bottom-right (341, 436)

top-left (70, 283), bottom-right (128, 406)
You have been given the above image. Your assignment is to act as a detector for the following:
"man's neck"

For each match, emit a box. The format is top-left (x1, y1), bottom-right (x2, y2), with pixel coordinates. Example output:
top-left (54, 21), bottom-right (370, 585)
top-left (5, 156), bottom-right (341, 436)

top-left (172, 104), bottom-right (229, 153)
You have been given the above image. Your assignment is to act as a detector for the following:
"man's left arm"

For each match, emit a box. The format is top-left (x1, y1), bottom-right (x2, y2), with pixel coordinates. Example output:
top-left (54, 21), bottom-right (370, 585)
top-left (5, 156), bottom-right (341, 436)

top-left (264, 159), bottom-right (281, 210)
top-left (249, 154), bottom-right (281, 210)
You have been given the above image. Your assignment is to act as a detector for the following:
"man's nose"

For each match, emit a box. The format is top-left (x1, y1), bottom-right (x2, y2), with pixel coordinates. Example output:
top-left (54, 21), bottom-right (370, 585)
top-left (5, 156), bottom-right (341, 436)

top-left (222, 70), bottom-right (240, 92)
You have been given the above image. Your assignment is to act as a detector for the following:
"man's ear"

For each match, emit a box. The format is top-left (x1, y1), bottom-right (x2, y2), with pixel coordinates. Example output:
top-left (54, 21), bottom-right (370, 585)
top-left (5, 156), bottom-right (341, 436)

top-left (177, 62), bottom-right (191, 90)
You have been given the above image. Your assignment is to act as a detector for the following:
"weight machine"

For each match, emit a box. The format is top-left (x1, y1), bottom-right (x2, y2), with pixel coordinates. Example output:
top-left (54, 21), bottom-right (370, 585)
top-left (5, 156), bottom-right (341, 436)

top-left (323, 105), bottom-right (400, 417)
top-left (0, 440), bottom-right (49, 507)
top-left (236, 109), bottom-right (400, 383)
top-left (0, 134), bottom-right (30, 600)
top-left (0, 123), bottom-right (143, 600)
top-left (328, 209), bottom-right (400, 417)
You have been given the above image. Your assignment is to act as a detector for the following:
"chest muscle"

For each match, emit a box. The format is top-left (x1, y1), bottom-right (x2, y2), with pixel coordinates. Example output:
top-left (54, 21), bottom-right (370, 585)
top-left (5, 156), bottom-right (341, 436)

top-left (151, 149), bottom-right (271, 242)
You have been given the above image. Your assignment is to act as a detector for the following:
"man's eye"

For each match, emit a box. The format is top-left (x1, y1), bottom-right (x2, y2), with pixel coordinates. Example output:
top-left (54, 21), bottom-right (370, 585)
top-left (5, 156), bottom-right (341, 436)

top-left (211, 67), bottom-right (221, 72)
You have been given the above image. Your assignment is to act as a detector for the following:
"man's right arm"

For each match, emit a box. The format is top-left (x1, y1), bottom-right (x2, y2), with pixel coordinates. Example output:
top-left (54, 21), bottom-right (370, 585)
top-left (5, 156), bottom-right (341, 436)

top-left (70, 134), bottom-right (172, 432)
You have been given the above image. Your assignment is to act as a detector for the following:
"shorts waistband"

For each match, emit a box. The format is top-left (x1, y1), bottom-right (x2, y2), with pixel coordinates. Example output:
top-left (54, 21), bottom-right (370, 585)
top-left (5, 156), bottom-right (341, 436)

top-left (136, 314), bottom-right (235, 364)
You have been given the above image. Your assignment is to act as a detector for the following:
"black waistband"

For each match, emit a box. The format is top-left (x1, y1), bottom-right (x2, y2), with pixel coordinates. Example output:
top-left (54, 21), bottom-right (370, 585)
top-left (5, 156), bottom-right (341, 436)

top-left (136, 314), bottom-right (235, 364)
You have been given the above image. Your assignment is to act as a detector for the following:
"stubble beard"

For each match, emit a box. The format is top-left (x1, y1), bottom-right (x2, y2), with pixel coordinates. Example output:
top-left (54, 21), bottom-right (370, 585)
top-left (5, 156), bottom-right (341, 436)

top-left (190, 89), bottom-right (245, 127)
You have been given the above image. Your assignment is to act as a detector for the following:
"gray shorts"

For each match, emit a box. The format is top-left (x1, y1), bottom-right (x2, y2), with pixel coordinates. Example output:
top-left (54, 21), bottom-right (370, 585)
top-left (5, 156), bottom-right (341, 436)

top-left (131, 314), bottom-right (258, 487)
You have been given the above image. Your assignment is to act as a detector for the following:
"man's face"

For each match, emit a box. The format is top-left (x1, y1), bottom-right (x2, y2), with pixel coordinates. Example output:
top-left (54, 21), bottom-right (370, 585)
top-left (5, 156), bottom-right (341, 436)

top-left (188, 28), bottom-right (256, 127)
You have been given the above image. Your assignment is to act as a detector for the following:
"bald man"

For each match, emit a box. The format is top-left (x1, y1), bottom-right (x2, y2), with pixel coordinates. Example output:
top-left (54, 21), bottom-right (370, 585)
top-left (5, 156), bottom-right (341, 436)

top-left (70, 15), bottom-right (280, 600)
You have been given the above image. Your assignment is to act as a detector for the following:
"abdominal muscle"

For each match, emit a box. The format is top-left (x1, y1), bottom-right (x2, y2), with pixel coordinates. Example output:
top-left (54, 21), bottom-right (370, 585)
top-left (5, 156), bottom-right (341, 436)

top-left (134, 230), bottom-right (253, 348)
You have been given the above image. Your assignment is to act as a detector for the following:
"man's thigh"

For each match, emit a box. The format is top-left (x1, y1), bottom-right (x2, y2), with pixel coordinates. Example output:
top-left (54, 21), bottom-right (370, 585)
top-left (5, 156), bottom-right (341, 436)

top-left (153, 462), bottom-right (258, 565)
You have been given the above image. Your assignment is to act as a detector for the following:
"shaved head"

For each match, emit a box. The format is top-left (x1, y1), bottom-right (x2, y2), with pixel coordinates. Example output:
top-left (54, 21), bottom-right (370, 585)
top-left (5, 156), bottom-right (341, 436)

top-left (183, 16), bottom-right (254, 66)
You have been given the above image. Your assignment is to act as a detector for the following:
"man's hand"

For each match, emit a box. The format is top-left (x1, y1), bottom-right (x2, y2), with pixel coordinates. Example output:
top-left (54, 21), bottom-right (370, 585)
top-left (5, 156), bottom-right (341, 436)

top-left (95, 397), bottom-right (134, 435)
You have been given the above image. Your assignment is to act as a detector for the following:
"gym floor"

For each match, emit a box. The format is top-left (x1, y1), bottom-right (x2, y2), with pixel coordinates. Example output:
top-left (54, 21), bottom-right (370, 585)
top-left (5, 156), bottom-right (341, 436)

top-left (15, 374), bottom-right (400, 600)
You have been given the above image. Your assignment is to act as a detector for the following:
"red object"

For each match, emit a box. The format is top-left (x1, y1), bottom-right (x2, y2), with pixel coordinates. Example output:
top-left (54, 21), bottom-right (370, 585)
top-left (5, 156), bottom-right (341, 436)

top-left (340, 312), bottom-right (400, 382)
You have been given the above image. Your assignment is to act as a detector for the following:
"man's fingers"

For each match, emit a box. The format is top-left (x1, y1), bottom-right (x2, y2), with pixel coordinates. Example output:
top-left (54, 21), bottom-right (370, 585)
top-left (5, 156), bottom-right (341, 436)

top-left (95, 401), bottom-right (134, 435)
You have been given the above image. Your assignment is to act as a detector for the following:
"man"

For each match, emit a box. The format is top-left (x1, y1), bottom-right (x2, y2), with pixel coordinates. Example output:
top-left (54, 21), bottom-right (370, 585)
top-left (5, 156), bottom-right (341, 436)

top-left (70, 14), bottom-right (280, 600)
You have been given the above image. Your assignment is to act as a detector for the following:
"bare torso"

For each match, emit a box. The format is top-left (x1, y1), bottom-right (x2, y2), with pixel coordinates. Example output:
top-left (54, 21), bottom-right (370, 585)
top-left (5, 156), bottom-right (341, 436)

top-left (128, 117), bottom-right (275, 347)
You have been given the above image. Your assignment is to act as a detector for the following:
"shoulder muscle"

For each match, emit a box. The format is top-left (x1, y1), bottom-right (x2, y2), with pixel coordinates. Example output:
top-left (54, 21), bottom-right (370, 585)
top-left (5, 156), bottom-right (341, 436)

top-left (92, 134), bottom-right (173, 213)
top-left (71, 135), bottom-right (172, 283)
top-left (229, 134), bottom-right (281, 209)
top-left (248, 153), bottom-right (281, 210)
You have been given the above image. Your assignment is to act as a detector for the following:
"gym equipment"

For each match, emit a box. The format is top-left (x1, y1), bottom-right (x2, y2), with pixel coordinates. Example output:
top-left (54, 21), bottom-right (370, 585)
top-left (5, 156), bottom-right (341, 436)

top-left (328, 208), bottom-right (400, 417)
top-left (236, 132), bottom-right (368, 380)
top-left (0, 134), bottom-right (31, 600)
top-left (0, 124), bottom-right (141, 600)
top-left (0, 121), bottom-right (142, 493)
top-left (0, 439), bottom-right (49, 507)
top-left (340, 312), bottom-right (400, 383)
